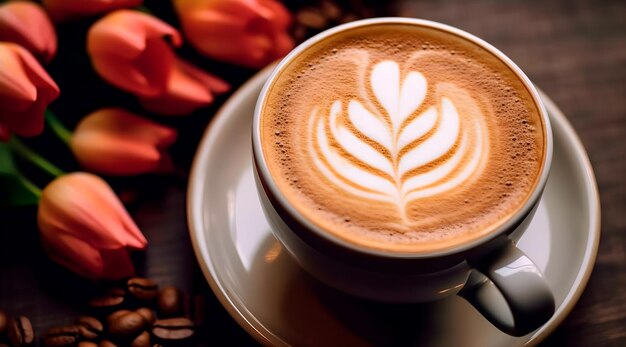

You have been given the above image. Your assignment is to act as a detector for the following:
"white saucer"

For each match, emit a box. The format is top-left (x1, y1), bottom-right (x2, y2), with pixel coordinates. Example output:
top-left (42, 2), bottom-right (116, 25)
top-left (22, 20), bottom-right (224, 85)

top-left (187, 65), bottom-right (601, 347)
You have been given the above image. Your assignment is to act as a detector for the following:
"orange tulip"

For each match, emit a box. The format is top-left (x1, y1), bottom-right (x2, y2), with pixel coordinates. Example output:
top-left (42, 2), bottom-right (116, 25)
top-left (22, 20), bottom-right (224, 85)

top-left (43, 0), bottom-right (143, 22)
top-left (173, 0), bottom-right (294, 68)
top-left (0, 42), bottom-right (59, 139)
top-left (87, 10), bottom-right (182, 97)
top-left (70, 108), bottom-right (177, 175)
top-left (38, 172), bottom-right (147, 280)
top-left (140, 57), bottom-right (230, 116)
top-left (0, 1), bottom-right (57, 63)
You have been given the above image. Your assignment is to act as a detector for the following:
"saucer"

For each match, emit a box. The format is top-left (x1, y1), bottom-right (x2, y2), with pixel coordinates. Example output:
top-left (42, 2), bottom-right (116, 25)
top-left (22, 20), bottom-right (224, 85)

top-left (187, 65), bottom-right (601, 346)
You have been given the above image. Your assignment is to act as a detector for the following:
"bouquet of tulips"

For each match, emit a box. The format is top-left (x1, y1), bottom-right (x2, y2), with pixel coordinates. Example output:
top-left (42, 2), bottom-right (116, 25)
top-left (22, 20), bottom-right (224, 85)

top-left (0, 0), bottom-right (296, 280)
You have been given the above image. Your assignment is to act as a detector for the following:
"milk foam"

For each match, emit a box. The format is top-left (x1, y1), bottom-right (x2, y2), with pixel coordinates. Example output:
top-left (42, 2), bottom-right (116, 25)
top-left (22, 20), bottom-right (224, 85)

top-left (309, 60), bottom-right (489, 221)
top-left (260, 24), bottom-right (546, 252)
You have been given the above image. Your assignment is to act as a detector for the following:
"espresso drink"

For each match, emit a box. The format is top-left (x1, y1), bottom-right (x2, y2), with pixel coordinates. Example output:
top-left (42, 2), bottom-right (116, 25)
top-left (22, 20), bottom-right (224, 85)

top-left (260, 23), bottom-right (546, 253)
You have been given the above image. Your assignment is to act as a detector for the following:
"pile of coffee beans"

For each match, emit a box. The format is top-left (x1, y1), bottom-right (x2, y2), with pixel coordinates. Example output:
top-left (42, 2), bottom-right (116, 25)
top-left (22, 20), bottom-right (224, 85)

top-left (291, 0), bottom-right (374, 41)
top-left (0, 313), bottom-right (34, 347)
top-left (0, 278), bottom-right (204, 347)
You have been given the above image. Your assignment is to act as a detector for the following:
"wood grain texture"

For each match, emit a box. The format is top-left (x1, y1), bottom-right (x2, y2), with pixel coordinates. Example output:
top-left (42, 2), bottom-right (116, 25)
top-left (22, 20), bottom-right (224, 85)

top-left (0, 0), bottom-right (624, 346)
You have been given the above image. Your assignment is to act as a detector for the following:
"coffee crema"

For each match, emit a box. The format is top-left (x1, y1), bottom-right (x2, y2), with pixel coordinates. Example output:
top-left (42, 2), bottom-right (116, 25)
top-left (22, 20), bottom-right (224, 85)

top-left (260, 23), bottom-right (546, 253)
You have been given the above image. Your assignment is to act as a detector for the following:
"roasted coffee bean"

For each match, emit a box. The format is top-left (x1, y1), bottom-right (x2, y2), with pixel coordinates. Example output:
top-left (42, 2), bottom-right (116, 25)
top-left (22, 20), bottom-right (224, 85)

top-left (106, 310), bottom-right (131, 327)
top-left (76, 316), bottom-right (103, 340)
top-left (0, 311), bottom-right (8, 336)
top-left (152, 318), bottom-right (195, 341)
top-left (107, 311), bottom-right (146, 339)
top-left (130, 331), bottom-right (150, 347)
top-left (77, 342), bottom-right (98, 347)
top-left (7, 316), bottom-right (34, 346)
top-left (99, 340), bottom-right (117, 347)
top-left (42, 325), bottom-right (80, 347)
top-left (135, 308), bottom-right (155, 325)
top-left (89, 288), bottom-right (125, 308)
top-left (127, 278), bottom-right (158, 300)
top-left (157, 287), bottom-right (184, 317)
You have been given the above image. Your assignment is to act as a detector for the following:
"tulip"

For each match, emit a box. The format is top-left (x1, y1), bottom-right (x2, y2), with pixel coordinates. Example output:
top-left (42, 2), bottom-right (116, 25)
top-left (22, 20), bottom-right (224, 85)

top-left (0, 42), bottom-right (60, 139)
top-left (140, 57), bottom-right (230, 116)
top-left (173, 0), bottom-right (294, 68)
top-left (87, 10), bottom-right (182, 97)
top-left (0, 1), bottom-right (57, 62)
top-left (43, 0), bottom-right (143, 22)
top-left (38, 172), bottom-right (147, 280)
top-left (70, 108), bottom-right (177, 175)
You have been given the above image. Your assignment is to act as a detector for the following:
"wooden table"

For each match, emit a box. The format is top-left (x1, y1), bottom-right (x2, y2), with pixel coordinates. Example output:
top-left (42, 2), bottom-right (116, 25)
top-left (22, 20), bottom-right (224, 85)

top-left (1, 0), bottom-right (624, 346)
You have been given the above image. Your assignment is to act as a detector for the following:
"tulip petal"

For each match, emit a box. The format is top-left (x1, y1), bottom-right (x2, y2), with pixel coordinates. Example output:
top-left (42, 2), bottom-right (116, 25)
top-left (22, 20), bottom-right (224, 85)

top-left (174, 0), bottom-right (294, 67)
top-left (87, 10), bottom-right (181, 97)
top-left (40, 231), bottom-right (104, 279)
top-left (0, 43), bottom-right (59, 137)
top-left (0, 2), bottom-right (57, 62)
top-left (38, 173), bottom-right (147, 250)
top-left (100, 248), bottom-right (136, 279)
top-left (71, 108), bottom-right (177, 175)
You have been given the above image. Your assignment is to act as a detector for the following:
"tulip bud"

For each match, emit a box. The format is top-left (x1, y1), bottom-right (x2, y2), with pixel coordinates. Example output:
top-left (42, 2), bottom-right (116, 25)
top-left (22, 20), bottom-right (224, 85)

top-left (70, 108), bottom-right (177, 175)
top-left (87, 10), bottom-right (182, 97)
top-left (38, 172), bottom-right (147, 280)
top-left (43, 0), bottom-right (143, 22)
top-left (0, 1), bottom-right (57, 62)
top-left (173, 0), bottom-right (294, 68)
top-left (0, 42), bottom-right (60, 139)
top-left (139, 57), bottom-right (230, 116)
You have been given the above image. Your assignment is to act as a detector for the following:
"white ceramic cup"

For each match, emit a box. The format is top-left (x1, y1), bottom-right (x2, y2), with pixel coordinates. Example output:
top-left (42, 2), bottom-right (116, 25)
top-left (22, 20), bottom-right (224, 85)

top-left (252, 18), bottom-right (555, 336)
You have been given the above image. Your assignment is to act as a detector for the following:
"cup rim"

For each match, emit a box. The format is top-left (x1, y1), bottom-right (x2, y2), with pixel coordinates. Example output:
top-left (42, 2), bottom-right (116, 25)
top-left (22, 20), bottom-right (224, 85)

top-left (252, 17), bottom-right (553, 259)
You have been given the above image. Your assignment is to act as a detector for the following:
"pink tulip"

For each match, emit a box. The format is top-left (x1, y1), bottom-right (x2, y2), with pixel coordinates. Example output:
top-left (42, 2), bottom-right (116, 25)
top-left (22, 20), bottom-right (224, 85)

top-left (87, 10), bottom-right (229, 115)
top-left (70, 108), bottom-right (177, 175)
top-left (140, 57), bottom-right (230, 116)
top-left (0, 1), bottom-right (57, 62)
top-left (0, 42), bottom-right (60, 139)
top-left (38, 172), bottom-right (147, 280)
top-left (87, 10), bottom-right (182, 97)
top-left (43, 0), bottom-right (143, 22)
top-left (173, 0), bottom-right (294, 68)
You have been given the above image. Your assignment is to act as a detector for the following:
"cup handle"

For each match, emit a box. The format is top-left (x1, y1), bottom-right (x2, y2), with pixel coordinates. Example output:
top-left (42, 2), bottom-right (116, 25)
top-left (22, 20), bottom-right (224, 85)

top-left (458, 239), bottom-right (555, 336)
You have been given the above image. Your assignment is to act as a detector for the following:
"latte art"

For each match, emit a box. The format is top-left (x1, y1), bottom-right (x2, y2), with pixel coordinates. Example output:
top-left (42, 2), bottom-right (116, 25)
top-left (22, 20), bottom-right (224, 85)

top-left (308, 60), bottom-right (488, 221)
top-left (259, 23), bottom-right (546, 252)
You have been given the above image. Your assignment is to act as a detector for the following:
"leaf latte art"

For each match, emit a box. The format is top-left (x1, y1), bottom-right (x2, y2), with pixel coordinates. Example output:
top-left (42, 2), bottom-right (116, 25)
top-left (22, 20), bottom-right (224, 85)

top-left (308, 60), bottom-right (489, 221)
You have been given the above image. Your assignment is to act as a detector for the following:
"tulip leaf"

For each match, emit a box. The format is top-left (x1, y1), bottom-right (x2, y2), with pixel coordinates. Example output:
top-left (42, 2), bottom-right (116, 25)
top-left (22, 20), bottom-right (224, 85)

top-left (0, 143), bottom-right (40, 207)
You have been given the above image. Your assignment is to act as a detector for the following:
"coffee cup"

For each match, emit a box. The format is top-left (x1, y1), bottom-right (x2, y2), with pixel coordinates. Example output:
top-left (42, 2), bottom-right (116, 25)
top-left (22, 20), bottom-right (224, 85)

top-left (252, 17), bottom-right (554, 336)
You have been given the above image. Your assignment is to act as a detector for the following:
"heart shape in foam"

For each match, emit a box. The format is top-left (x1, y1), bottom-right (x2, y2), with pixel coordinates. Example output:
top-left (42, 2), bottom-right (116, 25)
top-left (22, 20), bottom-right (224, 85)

top-left (308, 60), bottom-right (489, 221)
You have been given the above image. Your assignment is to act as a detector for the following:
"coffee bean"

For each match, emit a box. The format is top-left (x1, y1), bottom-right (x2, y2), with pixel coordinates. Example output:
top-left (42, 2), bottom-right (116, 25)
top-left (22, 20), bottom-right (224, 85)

top-left (135, 308), bottom-right (155, 325)
top-left (7, 316), bottom-right (34, 346)
top-left (42, 325), bottom-right (80, 347)
top-left (77, 342), bottom-right (98, 347)
top-left (0, 311), bottom-right (8, 336)
top-left (89, 288), bottom-right (125, 308)
top-left (127, 278), bottom-right (158, 300)
top-left (105, 310), bottom-right (129, 329)
top-left (152, 318), bottom-right (194, 341)
top-left (107, 311), bottom-right (146, 340)
top-left (130, 331), bottom-right (150, 347)
top-left (99, 340), bottom-right (117, 347)
top-left (157, 287), bottom-right (184, 318)
top-left (0, 344), bottom-right (9, 347)
top-left (76, 316), bottom-right (103, 340)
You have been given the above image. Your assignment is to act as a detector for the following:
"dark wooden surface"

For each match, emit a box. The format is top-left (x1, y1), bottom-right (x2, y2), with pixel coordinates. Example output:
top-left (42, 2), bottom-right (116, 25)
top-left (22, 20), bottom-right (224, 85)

top-left (1, 0), bottom-right (625, 346)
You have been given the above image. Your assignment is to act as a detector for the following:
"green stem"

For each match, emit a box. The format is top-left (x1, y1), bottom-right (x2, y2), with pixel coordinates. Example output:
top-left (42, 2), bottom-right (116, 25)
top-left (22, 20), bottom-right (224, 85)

top-left (16, 174), bottom-right (42, 198)
top-left (45, 109), bottom-right (72, 145)
top-left (8, 137), bottom-right (65, 178)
